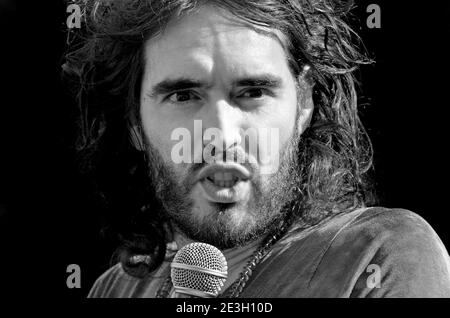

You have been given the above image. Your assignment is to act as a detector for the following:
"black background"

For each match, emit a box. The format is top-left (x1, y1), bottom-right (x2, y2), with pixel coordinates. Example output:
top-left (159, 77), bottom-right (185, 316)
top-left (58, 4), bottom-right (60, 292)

top-left (0, 1), bottom-right (449, 300)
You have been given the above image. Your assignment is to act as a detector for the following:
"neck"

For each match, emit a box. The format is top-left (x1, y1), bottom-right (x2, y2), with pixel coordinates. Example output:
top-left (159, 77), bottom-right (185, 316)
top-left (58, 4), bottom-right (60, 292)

top-left (221, 238), bottom-right (263, 293)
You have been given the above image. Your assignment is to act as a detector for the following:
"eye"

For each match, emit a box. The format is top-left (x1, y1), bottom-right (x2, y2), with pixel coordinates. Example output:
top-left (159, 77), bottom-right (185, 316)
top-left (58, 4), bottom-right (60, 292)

top-left (166, 91), bottom-right (200, 103)
top-left (239, 88), bottom-right (270, 99)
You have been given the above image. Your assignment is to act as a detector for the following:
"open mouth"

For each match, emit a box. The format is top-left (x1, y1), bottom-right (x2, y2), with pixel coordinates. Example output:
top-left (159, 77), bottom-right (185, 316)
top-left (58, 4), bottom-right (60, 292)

top-left (197, 164), bottom-right (251, 203)
top-left (205, 172), bottom-right (240, 188)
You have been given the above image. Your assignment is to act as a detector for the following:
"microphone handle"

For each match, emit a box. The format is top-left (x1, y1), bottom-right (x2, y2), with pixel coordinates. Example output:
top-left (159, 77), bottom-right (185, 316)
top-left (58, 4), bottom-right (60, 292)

top-left (173, 292), bottom-right (197, 298)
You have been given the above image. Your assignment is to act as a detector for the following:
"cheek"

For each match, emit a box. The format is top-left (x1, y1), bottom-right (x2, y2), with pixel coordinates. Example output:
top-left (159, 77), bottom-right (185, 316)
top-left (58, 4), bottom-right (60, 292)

top-left (276, 94), bottom-right (298, 147)
top-left (140, 111), bottom-right (174, 164)
top-left (141, 111), bottom-right (197, 179)
top-left (250, 99), bottom-right (297, 168)
top-left (256, 122), bottom-right (293, 174)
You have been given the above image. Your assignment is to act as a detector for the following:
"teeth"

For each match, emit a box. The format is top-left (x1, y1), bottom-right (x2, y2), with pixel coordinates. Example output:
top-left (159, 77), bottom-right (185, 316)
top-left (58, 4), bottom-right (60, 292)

top-left (208, 172), bottom-right (240, 188)
top-left (223, 172), bottom-right (233, 181)
top-left (216, 180), bottom-right (233, 188)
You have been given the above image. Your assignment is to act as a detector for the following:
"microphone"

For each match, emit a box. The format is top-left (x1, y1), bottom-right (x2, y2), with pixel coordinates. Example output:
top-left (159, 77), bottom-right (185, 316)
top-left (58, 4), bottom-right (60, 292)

top-left (171, 242), bottom-right (228, 298)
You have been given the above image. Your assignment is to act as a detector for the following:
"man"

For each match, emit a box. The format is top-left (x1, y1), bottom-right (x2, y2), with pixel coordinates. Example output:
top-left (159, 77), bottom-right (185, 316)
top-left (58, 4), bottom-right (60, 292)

top-left (63, 0), bottom-right (450, 297)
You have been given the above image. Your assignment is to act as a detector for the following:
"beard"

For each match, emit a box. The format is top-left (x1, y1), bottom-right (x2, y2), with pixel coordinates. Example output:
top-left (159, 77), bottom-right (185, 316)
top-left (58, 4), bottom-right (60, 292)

top-left (142, 127), bottom-right (302, 250)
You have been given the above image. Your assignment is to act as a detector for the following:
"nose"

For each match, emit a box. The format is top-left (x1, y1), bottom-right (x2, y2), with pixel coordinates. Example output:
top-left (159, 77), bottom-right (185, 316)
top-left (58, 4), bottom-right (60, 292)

top-left (201, 98), bottom-right (243, 156)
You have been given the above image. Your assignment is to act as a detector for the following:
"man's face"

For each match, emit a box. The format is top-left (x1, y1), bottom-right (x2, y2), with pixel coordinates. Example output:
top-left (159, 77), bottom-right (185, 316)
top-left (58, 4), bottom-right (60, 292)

top-left (139, 6), bottom-right (312, 248)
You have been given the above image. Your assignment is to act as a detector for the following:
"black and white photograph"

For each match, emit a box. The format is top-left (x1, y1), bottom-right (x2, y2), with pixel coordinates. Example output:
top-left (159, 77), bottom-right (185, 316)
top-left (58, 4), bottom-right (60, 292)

top-left (1, 0), bottom-right (450, 304)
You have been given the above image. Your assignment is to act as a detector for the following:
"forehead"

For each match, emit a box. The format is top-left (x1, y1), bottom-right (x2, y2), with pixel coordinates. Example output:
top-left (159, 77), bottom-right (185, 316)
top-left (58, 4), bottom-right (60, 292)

top-left (142, 5), bottom-right (292, 84)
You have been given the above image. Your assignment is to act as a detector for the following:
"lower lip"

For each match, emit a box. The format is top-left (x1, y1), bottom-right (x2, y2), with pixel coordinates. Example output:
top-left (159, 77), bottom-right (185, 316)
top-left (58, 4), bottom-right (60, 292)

top-left (199, 178), bottom-right (250, 203)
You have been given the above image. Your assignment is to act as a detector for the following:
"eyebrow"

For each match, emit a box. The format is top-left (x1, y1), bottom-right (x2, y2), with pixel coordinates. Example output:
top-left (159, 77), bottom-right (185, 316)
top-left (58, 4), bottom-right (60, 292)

top-left (234, 74), bottom-right (283, 89)
top-left (147, 78), bottom-right (210, 98)
top-left (146, 74), bottom-right (284, 98)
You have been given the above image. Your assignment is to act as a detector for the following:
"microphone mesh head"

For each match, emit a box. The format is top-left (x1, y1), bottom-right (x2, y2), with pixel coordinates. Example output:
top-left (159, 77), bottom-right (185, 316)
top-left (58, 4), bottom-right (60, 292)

top-left (171, 242), bottom-right (228, 296)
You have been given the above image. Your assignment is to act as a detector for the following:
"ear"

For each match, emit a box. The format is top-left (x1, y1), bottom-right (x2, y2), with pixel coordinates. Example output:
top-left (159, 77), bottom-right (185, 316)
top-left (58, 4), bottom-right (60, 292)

top-left (296, 65), bottom-right (315, 135)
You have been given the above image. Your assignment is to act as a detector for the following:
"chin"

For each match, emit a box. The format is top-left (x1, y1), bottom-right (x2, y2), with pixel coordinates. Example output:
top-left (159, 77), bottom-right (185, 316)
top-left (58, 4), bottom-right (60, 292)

top-left (173, 195), bottom-right (268, 247)
top-left (199, 200), bottom-right (259, 230)
top-left (196, 197), bottom-right (252, 218)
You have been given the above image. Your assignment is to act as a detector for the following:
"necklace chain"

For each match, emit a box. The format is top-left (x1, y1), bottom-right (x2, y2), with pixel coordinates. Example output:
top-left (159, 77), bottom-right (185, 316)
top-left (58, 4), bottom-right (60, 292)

top-left (156, 201), bottom-right (299, 298)
top-left (221, 219), bottom-right (291, 298)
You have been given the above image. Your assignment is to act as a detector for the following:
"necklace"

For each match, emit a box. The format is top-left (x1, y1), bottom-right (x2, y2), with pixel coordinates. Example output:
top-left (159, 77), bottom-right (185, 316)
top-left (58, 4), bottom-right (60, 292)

top-left (155, 200), bottom-right (300, 298)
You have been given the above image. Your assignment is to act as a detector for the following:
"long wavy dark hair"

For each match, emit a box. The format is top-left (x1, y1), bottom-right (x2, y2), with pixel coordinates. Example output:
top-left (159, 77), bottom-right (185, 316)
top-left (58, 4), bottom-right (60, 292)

top-left (63, 0), bottom-right (376, 276)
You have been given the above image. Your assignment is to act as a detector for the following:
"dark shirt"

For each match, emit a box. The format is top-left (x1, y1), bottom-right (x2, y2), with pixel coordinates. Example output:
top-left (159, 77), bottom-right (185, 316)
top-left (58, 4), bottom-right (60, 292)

top-left (88, 207), bottom-right (450, 297)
